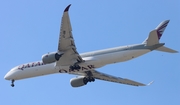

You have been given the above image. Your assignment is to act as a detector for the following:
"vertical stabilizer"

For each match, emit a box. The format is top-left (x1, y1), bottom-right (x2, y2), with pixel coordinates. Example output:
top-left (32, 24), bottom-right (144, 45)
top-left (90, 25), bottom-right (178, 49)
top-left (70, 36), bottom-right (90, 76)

top-left (143, 20), bottom-right (170, 46)
top-left (155, 20), bottom-right (170, 40)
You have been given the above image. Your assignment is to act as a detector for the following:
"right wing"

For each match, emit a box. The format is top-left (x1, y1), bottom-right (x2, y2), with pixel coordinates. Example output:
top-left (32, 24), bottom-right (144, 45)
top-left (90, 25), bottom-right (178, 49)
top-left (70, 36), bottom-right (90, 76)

top-left (91, 70), bottom-right (152, 86)
top-left (71, 70), bottom-right (152, 86)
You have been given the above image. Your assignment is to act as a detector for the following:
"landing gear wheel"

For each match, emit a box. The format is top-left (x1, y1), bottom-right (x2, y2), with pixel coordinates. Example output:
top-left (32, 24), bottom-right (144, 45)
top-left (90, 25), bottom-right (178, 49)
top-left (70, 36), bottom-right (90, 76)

top-left (69, 66), bottom-right (74, 71)
top-left (88, 77), bottom-right (92, 82)
top-left (69, 64), bottom-right (81, 71)
top-left (87, 77), bottom-right (95, 82)
top-left (91, 78), bottom-right (95, 82)
top-left (74, 65), bottom-right (81, 70)
top-left (83, 77), bottom-right (88, 85)
top-left (11, 80), bottom-right (15, 87)
top-left (11, 84), bottom-right (14, 87)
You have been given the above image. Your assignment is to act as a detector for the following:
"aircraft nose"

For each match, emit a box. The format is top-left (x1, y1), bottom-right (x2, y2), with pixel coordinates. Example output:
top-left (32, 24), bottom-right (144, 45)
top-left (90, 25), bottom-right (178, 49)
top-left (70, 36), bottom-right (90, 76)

top-left (4, 73), bottom-right (9, 80)
top-left (4, 72), bottom-right (11, 80)
top-left (4, 67), bottom-right (19, 80)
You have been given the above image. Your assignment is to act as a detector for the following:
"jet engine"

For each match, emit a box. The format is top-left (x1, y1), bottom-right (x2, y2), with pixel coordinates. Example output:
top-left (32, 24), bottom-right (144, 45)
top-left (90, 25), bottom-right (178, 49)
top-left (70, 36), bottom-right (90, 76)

top-left (70, 76), bottom-right (88, 87)
top-left (42, 52), bottom-right (63, 64)
top-left (70, 76), bottom-right (95, 87)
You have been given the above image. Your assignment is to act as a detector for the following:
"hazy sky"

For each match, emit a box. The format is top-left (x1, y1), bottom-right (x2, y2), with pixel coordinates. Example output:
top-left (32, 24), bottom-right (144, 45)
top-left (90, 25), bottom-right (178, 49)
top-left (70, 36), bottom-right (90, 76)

top-left (1, 0), bottom-right (180, 105)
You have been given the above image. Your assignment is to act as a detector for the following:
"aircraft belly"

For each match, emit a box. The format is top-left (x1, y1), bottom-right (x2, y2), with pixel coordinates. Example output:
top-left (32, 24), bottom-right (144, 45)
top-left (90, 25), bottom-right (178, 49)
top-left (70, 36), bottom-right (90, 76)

top-left (82, 57), bottom-right (105, 68)
top-left (96, 49), bottom-right (150, 65)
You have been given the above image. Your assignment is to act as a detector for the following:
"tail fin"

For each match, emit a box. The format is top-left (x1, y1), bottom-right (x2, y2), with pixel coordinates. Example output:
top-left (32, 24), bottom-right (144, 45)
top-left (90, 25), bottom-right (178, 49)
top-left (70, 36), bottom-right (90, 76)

top-left (143, 20), bottom-right (170, 45)
top-left (142, 20), bottom-right (178, 53)
top-left (155, 20), bottom-right (170, 40)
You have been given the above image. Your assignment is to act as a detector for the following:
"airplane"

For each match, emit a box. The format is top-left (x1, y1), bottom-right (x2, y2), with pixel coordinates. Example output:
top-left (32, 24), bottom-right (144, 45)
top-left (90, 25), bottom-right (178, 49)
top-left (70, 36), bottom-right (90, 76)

top-left (4, 4), bottom-right (178, 88)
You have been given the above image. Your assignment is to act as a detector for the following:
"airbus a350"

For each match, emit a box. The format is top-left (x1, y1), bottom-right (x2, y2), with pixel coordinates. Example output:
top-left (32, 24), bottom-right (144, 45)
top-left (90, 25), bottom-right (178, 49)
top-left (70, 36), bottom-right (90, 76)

top-left (4, 4), bottom-right (178, 87)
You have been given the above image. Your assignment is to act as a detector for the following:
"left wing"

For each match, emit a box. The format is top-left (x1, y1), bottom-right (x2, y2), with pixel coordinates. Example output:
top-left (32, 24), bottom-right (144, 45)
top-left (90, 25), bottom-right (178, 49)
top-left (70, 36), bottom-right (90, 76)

top-left (71, 70), bottom-right (152, 86)
top-left (56, 4), bottom-right (83, 66)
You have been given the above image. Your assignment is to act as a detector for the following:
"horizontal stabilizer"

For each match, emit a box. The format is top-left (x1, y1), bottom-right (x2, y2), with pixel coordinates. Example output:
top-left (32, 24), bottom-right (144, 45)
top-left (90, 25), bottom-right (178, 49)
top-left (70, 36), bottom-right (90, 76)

top-left (156, 46), bottom-right (178, 53)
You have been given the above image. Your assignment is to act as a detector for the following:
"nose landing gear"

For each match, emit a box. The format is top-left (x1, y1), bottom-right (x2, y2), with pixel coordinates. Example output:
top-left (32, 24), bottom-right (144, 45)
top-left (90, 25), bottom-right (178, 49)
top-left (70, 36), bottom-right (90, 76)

top-left (11, 80), bottom-right (15, 87)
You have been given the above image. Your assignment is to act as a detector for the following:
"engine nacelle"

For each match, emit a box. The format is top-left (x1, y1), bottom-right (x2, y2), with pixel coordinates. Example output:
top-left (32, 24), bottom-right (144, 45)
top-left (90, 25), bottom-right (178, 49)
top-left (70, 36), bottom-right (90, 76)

top-left (42, 52), bottom-right (63, 64)
top-left (70, 76), bottom-right (87, 87)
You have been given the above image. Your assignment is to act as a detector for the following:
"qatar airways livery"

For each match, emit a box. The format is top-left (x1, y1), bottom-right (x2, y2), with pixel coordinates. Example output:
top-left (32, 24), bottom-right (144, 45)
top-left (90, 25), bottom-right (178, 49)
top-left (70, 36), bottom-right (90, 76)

top-left (4, 4), bottom-right (178, 87)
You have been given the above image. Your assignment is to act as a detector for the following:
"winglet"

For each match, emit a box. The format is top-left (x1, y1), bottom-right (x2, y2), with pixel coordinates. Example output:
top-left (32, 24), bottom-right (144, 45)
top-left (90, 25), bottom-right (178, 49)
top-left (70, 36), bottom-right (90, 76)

top-left (147, 81), bottom-right (154, 86)
top-left (64, 4), bottom-right (71, 12)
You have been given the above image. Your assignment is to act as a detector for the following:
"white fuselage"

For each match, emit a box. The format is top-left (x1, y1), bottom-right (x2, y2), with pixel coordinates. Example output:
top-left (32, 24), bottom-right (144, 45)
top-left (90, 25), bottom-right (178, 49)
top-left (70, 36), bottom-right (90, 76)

top-left (4, 44), bottom-right (150, 80)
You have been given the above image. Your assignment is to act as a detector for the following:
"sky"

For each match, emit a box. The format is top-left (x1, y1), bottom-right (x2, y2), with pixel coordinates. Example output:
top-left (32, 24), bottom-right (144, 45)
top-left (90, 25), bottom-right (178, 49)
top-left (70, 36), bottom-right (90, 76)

top-left (0, 0), bottom-right (180, 105)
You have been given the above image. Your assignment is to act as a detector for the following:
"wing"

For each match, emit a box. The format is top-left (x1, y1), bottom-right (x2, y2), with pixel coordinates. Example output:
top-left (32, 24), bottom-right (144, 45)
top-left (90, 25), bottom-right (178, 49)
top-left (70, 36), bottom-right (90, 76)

top-left (71, 70), bottom-right (152, 86)
top-left (56, 4), bottom-right (83, 66)
top-left (91, 70), bottom-right (147, 86)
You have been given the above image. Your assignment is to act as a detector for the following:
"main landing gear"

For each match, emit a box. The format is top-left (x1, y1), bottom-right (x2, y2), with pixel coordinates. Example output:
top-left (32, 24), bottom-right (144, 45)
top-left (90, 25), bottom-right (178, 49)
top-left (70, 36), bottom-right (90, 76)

top-left (69, 64), bottom-right (81, 71)
top-left (83, 71), bottom-right (95, 85)
top-left (11, 79), bottom-right (15, 87)
top-left (83, 77), bottom-right (95, 85)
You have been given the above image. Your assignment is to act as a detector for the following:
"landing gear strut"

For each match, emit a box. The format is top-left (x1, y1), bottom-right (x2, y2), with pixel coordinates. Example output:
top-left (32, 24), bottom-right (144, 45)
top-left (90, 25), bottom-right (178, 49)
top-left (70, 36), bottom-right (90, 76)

top-left (11, 80), bottom-right (15, 87)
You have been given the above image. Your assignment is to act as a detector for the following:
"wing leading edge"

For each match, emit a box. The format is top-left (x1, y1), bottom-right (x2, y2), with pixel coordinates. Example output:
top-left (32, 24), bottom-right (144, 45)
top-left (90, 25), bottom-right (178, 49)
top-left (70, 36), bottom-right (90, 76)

top-left (56, 4), bottom-right (83, 66)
